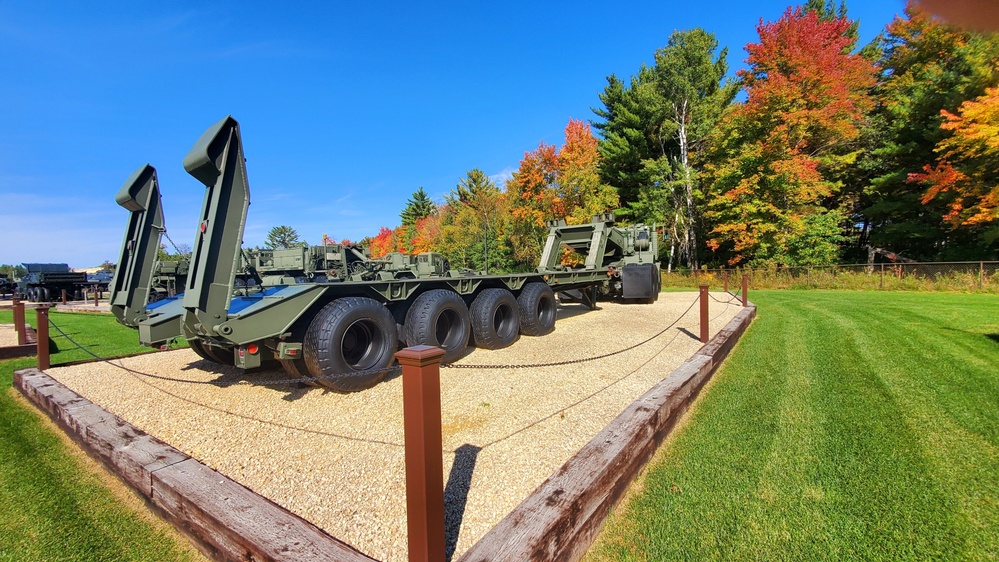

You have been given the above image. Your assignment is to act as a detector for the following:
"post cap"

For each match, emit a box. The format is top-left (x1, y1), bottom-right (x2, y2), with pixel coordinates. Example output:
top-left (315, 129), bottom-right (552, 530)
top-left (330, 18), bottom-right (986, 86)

top-left (395, 345), bottom-right (446, 367)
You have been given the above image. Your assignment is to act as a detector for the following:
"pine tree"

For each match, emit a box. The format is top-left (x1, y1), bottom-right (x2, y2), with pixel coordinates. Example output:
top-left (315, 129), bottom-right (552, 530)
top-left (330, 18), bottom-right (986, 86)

top-left (265, 225), bottom-right (302, 249)
top-left (400, 187), bottom-right (436, 226)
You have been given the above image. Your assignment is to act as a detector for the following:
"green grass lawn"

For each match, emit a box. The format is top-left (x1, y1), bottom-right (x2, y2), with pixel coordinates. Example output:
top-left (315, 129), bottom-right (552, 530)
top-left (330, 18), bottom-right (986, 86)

top-left (0, 309), bottom-right (201, 561)
top-left (586, 290), bottom-right (999, 562)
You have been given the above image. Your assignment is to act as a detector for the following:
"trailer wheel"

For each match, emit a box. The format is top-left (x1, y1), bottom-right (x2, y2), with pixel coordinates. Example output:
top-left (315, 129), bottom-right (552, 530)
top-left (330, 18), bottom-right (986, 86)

top-left (188, 340), bottom-right (234, 365)
top-left (517, 282), bottom-right (556, 336)
top-left (42, 288), bottom-right (51, 302)
top-left (403, 289), bottom-right (471, 364)
top-left (304, 297), bottom-right (397, 392)
top-left (470, 288), bottom-right (520, 349)
top-left (188, 340), bottom-right (213, 362)
top-left (279, 358), bottom-right (321, 388)
top-left (205, 345), bottom-right (235, 365)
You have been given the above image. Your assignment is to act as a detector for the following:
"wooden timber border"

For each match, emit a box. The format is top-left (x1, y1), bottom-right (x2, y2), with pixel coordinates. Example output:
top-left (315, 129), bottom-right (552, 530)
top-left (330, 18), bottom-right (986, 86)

top-left (13, 299), bottom-right (756, 562)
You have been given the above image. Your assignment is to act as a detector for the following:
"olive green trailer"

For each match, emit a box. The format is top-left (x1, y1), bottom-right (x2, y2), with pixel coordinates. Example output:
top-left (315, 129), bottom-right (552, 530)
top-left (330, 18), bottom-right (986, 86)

top-left (133, 116), bottom-right (660, 392)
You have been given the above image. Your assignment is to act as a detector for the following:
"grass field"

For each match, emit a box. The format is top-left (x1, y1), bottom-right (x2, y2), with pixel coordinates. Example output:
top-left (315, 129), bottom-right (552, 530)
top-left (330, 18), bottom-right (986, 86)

top-left (586, 291), bottom-right (999, 561)
top-left (0, 309), bottom-right (201, 561)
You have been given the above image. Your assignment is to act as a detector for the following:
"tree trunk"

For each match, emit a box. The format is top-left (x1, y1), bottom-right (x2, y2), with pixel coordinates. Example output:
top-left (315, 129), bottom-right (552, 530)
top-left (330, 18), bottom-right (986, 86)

top-left (676, 99), bottom-right (699, 269)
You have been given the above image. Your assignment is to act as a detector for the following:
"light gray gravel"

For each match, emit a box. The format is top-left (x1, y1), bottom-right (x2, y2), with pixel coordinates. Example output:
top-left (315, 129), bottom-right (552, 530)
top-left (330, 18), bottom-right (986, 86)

top-left (46, 291), bottom-right (743, 561)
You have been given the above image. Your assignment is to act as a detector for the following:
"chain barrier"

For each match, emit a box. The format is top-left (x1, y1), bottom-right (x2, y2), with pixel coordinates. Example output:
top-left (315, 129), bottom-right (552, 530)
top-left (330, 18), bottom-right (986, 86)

top-left (45, 316), bottom-right (407, 448)
top-left (42, 289), bottom-right (730, 451)
top-left (709, 292), bottom-right (740, 304)
top-left (442, 293), bottom-right (702, 370)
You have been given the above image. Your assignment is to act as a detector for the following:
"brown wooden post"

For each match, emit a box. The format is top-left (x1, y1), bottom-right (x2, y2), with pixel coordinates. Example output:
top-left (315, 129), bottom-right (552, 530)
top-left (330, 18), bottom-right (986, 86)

top-left (13, 295), bottom-right (26, 346)
top-left (699, 285), bottom-right (709, 343)
top-left (723, 269), bottom-right (729, 292)
top-left (741, 275), bottom-right (749, 307)
top-left (94, 287), bottom-right (99, 307)
top-left (61, 289), bottom-right (67, 304)
top-left (36, 306), bottom-right (50, 370)
top-left (395, 345), bottom-right (446, 562)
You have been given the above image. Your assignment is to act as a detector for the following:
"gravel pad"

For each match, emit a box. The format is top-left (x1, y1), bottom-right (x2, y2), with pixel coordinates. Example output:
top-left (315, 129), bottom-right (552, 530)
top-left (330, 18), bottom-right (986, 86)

top-left (1, 324), bottom-right (21, 347)
top-left (45, 292), bottom-right (742, 561)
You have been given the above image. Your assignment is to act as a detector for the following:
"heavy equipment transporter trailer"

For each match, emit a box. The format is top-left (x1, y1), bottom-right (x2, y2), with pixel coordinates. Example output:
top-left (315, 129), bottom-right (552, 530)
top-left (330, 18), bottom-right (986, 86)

top-left (112, 116), bottom-right (660, 392)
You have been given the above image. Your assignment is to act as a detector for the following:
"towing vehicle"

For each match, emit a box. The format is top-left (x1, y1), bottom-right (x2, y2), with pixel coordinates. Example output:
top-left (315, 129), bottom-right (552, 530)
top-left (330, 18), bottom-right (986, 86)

top-left (171, 116), bottom-right (659, 391)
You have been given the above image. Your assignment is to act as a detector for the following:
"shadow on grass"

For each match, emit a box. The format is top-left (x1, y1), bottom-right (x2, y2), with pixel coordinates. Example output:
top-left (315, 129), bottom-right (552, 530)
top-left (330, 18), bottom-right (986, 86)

top-left (986, 333), bottom-right (999, 345)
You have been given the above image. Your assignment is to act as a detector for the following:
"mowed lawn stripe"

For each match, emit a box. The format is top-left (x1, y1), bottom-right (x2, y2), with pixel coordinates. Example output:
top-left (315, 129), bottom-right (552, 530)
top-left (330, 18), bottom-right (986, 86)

top-left (585, 291), bottom-right (999, 562)
top-left (818, 293), bottom-right (999, 556)
top-left (801, 295), bottom-right (964, 560)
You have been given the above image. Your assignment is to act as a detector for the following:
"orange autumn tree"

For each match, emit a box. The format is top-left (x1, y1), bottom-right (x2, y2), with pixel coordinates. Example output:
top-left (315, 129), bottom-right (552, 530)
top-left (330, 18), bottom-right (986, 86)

top-left (507, 119), bottom-right (618, 264)
top-left (367, 226), bottom-right (396, 258)
top-left (910, 84), bottom-right (999, 236)
top-left (703, 6), bottom-right (876, 266)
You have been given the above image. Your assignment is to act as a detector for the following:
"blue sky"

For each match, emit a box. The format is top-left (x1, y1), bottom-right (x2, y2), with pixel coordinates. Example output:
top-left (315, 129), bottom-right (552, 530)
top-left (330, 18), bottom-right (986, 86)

top-left (0, 0), bottom-right (906, 268)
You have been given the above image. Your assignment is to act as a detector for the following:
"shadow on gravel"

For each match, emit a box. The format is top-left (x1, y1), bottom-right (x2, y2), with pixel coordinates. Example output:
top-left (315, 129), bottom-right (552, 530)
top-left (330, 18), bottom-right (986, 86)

top-left (445, 443), bottom-right (481, 562)
top-left (555, 304), bottom-right (598, 321)
top-left (678, 327), bottom-right (701, 341)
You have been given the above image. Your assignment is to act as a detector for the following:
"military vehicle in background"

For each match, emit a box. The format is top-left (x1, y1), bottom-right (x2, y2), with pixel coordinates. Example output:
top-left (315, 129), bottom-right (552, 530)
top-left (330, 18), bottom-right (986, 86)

top-left (150, 259), bottom-right (189, 302)
top-left (152, 116), bottom-right (660, 392)
top-left (16, 263), bottom-right (90, 302)
top-left (87, 269), bottom-right (115, 293)
top-left (0, 273), bottom-right (15, 297)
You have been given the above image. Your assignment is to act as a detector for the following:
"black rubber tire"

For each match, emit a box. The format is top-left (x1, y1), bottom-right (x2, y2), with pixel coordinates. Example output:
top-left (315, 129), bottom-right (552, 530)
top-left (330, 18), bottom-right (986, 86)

top-left (188, 340), bottom-right (214, 362)
top-left (469, 288), bottom-right (520, 349)
top-left (42, 287), bottom-right (51, 302)
top-left (403, 289), bottom-right (471, 364)
top-left (304, 297), bottom-right (397, 392)
top-left (517, 282), bottom-right (556, 336)
top-left (279, 358), bottom-right (321, 387)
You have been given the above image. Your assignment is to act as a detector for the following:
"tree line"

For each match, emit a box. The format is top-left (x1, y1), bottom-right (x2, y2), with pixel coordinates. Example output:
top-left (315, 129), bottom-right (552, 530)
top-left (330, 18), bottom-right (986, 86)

top-left (345, 0), bottom-right (999, 271)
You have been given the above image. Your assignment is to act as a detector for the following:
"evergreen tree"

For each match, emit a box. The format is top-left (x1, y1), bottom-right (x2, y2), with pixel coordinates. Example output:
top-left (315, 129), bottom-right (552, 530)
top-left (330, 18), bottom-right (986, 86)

top-left (400, 187), bottom-right (436, 226)
top-left (265, 225), bottom-right (302, 249)
top-left (592, 28), bottom-right (736, 269)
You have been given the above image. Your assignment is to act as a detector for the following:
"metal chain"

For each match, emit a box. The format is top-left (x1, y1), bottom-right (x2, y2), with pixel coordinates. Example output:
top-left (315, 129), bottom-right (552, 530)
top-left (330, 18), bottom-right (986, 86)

top-left (41, 293), bottom-right (728, 452)
top-left (442, 293), bottom-right (702, 370)
top-left (162, 230), bottom-right (185, 256)
top-left (709, 292), bottom-right (740, 304)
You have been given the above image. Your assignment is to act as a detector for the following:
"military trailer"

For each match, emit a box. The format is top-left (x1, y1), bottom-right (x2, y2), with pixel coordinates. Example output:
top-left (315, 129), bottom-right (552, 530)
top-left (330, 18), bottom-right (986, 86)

top-left (16, 263), bottom-right (90, 302)
top-left (173, 116), bottom-right (659, 391)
